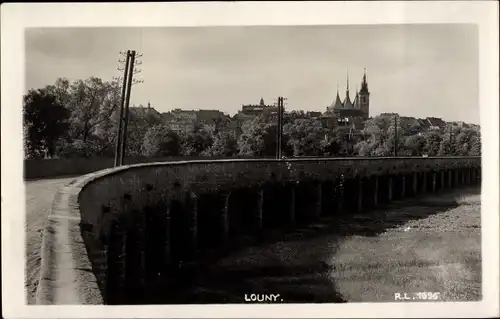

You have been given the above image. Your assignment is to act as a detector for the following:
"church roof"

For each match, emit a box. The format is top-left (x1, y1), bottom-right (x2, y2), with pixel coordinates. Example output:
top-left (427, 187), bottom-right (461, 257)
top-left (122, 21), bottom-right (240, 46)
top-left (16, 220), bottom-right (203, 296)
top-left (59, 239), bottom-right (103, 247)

top-left (343, 93), bottom-right (353, 109)
top-left (353, 91), bottom-right (360, 109)
top-left (332, 92), bottom-right (344, 109)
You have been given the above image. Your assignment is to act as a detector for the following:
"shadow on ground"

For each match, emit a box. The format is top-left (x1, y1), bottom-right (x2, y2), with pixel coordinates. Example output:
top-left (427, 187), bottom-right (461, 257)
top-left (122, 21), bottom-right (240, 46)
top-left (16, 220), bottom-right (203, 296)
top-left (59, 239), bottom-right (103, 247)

top-left (142, 186), bottom-right (480, 304)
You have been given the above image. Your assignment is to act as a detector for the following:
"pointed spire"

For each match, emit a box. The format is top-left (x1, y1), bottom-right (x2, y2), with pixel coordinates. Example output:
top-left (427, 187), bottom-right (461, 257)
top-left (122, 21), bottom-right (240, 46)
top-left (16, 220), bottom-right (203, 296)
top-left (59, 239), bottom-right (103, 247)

top-left (344, 68), bottom-right (351, 104)
top-left (360, 67), bottom-right (369, 93)
top-left (346, 68), bottom-right (350, 93)
top-left (354, 85), bottom-right (360, 109)
top-left (332, 79), bottom-right (343, 110)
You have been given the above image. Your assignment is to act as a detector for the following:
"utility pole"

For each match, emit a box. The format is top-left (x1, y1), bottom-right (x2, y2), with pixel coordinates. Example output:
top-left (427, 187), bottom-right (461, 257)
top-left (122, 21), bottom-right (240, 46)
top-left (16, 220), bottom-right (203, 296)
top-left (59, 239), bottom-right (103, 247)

top-left (114, 51), bottom-right (130, 167)
top-left (275, 97), bottom-right (282, 159)
top-left (113, 50), bottom-right (143, 167)
top-left (120, 50), bottom-right (136, 166)
top-left (449, 125), bottom-right (454, 156)
top-left (275, 96), bottom-right (286, 159)
top-left (280, 97), bottom-right (285, 158)
top-left (394, 114), bottom-right (398, 157)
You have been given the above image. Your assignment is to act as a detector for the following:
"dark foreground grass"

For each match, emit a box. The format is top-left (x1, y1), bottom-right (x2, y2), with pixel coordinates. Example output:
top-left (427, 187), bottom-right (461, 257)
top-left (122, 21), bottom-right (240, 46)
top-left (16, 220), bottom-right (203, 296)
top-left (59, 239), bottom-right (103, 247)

top-left (148, 186), bottom-right (481, 304)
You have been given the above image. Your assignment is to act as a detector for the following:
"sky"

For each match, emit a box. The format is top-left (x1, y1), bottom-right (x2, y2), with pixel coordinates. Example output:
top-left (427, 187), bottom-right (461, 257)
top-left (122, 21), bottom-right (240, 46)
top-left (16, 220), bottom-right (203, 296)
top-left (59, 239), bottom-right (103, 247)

top-left (25, 24), bottom-right (479, 123)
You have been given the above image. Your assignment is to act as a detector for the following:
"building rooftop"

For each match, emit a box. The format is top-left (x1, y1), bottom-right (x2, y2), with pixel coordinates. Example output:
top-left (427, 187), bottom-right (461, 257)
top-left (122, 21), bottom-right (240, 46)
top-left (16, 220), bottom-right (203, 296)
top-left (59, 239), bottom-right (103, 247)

top-left (426, 117), bottom-right (447, 128)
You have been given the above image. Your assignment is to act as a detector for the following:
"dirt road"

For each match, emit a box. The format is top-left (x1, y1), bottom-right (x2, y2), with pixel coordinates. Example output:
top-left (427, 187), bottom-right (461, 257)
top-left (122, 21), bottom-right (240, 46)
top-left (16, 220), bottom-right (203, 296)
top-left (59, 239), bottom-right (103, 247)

top-left (25, 177), bottom-right (76, 305)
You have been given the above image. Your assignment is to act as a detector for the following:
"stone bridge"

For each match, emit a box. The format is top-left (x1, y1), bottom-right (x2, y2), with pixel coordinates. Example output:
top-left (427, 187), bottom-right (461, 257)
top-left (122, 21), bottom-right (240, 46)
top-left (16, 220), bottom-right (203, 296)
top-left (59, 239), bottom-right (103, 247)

top-left (35, 156), bottom-right (481, 305)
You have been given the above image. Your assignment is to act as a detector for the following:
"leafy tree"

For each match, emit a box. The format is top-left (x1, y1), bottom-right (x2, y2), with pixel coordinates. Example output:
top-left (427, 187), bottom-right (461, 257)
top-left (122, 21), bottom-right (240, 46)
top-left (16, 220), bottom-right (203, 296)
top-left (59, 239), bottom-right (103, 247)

top-left (203, 131), bottom-right (238, 156)
top-left (23, 88), bottom-right (70, 158)
top-left (124, 107), bottom-right (163, 156)
top-left (238, 115), bottom-right (278, 157)
top-left (385, 125), bottom-right (408, 156)
top-left (404, 134), bottom-right (427, 156)
top-left (437, 132), bottom-right (456, 156)
top-left (66, 77), bottom-right (120, 143)
top-left (141, 125), bottom-right (182, 157)
top-left (283, 117), bottom-right (325, 156)
top-left (45, 78), bottom-right (71, 107)
top-left (469, 131), bottom-right (481, 156)
top-left (453, 128), bottom-right (477, 156)
top-left (180, 127), bottom-right (214, 156)
top-left (408, 121), bottom-right (423, 135)
top-left (422, 131), bottom-right (443, 156)
top-left (282, 110), bottom-right (308, 124)
top-left (320, 133), bottom-right (342, 156)
top-left (354, 140), bottom-right (375, 156)
top-left (213, 116), bottom-right (231, 134)
top-left (357, 114), bottom-right (395, 156)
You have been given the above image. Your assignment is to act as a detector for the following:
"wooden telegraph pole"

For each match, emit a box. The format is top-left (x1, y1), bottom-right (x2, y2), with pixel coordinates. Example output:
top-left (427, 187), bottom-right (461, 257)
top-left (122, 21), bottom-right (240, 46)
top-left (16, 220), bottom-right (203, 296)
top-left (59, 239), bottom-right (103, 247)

top-left (119, 50), bottom-right (136, 166)
top-left (114, 51), bottom-right (131, 167)
top-left (276, 96), bottom-right (285, 159)
top-left (276, 97), bottom-right (281, 159)
top-left (113, 50), bottom-right (143, 167)
top-left (394, 114), bottom-right (398, 157)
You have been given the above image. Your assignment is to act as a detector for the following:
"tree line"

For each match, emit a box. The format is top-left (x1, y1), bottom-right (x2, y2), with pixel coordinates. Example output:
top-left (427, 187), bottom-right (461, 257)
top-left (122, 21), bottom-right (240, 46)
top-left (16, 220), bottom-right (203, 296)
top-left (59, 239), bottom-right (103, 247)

top-left (23, 77), bottom-right (481, 160)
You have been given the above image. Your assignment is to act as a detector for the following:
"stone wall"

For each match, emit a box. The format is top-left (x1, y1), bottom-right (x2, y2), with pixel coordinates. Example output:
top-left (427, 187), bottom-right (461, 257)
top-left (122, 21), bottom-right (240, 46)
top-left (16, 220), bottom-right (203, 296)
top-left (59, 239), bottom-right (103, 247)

top-left (24, 155), bottom-right (263, 180)
top-left (35, 156), bottom-right (481, 305)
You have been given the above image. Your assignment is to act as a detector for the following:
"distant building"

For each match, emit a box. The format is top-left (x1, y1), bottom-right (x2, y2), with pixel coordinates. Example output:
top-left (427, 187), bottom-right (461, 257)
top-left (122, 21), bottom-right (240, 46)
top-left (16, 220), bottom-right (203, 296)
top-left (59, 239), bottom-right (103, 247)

top-left (451, 121), bottom-right (470, 129)
top-left (325, 69), bottom-right (370, 123)
top-left (426, 117), bottom-right (447, 130)
top-left (319, 113), bottom-right (338, 129)
top-left (129, 102), bottom-right (162, 119)
top-left (240, 97), bottom-right (278, 116)
top-left (416, 118), bottom-right (430, 130)
top-left (233, 97), bottom-right (278, 136)
top-left (307, 111), bottom-right (322, 118)
top-left (162, 108), bottom-right (228, 135)
top-left (161, 112), bottom-right (174, 123)
top-left (170, 109), bottom-right (198, 121)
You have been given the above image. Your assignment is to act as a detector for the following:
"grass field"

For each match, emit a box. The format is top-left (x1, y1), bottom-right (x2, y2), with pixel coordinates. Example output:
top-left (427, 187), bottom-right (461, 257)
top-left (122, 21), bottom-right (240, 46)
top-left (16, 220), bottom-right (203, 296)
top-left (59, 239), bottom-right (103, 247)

top-left (164, 186), bottom-right (481, 304)
top-left (330, 191), bottom-right (481, 302)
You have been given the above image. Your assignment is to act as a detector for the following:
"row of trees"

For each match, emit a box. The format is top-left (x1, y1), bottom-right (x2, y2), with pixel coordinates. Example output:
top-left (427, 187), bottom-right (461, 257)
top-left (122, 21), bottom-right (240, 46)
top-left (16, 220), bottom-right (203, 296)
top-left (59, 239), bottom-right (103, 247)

top-left (23, 77), bottom-right (120, 159)
top-left (23, 77), bottom-right (481, 160)
top-left (234, 112), bottom-right (481, 158)
top-left (354, 114), bottom-right (481, 157)
top-left (22, 77), bottom-right (240, 159)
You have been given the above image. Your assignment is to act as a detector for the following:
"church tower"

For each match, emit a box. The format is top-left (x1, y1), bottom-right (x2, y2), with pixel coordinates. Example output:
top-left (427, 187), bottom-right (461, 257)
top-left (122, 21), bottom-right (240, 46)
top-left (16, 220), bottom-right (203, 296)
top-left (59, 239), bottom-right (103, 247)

top-left (359, 68), bottom-right (370, 120)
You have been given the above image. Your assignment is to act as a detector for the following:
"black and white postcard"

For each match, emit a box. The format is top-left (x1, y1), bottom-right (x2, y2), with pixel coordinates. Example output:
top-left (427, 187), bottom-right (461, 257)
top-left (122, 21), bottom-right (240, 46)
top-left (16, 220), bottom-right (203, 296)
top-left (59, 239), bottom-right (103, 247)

top-left (1, 2), bottom-right (499, 318)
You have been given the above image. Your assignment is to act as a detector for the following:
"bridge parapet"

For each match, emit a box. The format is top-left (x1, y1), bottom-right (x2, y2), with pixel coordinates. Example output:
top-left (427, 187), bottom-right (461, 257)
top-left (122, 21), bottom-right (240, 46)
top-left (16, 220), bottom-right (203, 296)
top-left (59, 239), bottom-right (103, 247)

top-left (36, 156), bottom-right (481, 305)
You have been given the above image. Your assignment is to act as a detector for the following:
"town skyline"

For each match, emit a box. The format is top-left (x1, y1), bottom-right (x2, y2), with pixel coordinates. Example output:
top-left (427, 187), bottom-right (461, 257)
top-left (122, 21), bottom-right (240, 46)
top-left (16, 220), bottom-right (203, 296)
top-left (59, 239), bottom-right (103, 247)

top-left (26, 24), bottom-right (479, 124)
